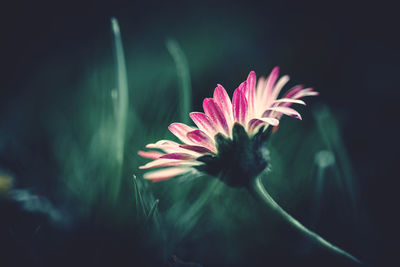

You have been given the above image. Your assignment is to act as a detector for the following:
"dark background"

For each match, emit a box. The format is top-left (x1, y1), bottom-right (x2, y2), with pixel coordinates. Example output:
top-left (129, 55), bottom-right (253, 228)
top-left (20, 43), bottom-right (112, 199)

top-left (0, 0), bottom-right (398, 266)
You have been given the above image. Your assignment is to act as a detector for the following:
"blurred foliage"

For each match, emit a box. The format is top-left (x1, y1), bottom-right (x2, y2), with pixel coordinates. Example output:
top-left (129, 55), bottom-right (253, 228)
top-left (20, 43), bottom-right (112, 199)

top-left (0, 16), bottom-right (369, 267)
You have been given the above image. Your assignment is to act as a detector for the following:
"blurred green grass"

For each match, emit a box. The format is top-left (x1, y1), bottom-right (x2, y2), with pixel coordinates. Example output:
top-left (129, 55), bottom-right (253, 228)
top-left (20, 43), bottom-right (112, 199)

top-left (16, 18), bottom-right (365, 266)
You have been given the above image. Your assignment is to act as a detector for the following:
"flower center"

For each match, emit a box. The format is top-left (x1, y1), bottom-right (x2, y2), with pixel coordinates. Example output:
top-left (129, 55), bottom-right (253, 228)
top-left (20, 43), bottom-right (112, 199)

top-left (196, 123), bottom-right (271, 187)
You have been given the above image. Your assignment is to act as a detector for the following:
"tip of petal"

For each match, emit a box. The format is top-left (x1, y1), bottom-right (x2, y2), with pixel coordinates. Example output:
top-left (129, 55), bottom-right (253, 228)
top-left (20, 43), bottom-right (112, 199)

top-left (272, 66), bottom-right (280, 73)
top-left (294, 114), bottom-right (302, 120)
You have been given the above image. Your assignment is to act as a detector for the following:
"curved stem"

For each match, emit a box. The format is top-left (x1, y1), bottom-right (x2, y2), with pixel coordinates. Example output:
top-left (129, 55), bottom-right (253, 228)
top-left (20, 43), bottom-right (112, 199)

top-left (248, 175), bottom-right (361, 264)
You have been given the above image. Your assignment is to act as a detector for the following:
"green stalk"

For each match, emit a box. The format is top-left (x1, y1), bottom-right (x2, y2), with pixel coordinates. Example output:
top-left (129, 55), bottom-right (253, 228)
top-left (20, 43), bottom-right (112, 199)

top-left (166, 38), bottom-right (191, 124)
top-left (111, 17), bottom-right (128, 166)
top-left (109, 17), bottom-right (128, 204)
top-left (248, 175), bottom-right (361, 264)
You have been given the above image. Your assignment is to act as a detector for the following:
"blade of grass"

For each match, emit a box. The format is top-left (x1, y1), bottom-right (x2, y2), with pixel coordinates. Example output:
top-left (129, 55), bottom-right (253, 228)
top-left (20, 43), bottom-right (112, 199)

top-left (166, 38), bottom-right (192, 124)
top-left (111, 17), bottom-right (129, 165)
top-left (313, 105), bottom-right (359, 213)
top-left (146, 199), bottom-right (159, 224)
top-left (110, 17), bottom-right (129, 203)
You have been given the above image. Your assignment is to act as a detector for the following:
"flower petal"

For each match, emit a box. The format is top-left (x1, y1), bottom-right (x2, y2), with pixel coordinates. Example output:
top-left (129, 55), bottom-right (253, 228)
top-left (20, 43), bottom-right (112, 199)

top-left (160, 153), bottom-right (196, 160)
top-left (292, 88), bottom-right (319, 99)
top-left (144, 167), bottom-right (192, 182)
top-left (246, 71), bottom-right (256, 117)
top-left (187, 129), bottom-right (216, 152)
top-left (283, 85), bottom-right (304, 99)
top-left (268, 75), bottom-right (290, 105)
top-left (262, 66), bottom-right (280, 103)
top-left (138, 150), bottom-right (164, 159)
top-left (213, 84), bottom-right (233, 129)
top-left (203, 98), bottom-right (229, 135)
top-left (139, 158), bottom-right (202, 169)
top-left (146, 140), bottom-right (201, 156)
top-left (272, 98), bottom-right (306, 106)
top-left (255, 117), bottom-right (280, 126)
top-left (168, 123), bottom-right (196, 144)
top-left (179, 144), bottom-right (214, 154)
top-left (189, 112), bottom-right (217, 137)
top-left (232, 87), bottom-right (248, 125)
top-left (256, 76), bottom-right (266, 97)
top-left (263, 106), bottom-right (302, 120)
top-left (248, 118), bottom-right (270, 134)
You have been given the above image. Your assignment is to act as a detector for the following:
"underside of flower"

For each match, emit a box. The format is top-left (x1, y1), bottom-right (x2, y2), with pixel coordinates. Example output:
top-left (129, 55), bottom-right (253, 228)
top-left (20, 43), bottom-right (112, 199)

top-left (196, 123), bottom-right (272, 187)
top-left (138, 67), bottom-right (318, 184)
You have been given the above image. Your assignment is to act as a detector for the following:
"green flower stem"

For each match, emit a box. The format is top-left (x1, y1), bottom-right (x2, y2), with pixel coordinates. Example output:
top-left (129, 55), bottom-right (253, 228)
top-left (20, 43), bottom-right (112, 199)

top-left (248, 175), bottom-right (361, 264)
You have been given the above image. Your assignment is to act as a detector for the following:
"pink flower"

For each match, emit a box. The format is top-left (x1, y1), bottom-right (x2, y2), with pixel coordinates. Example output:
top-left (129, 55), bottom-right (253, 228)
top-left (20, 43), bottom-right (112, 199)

top-left (138, 67), bottom-right (318, 184)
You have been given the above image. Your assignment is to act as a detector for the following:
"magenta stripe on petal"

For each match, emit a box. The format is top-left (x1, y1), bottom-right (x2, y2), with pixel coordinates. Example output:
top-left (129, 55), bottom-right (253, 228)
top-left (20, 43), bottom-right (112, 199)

top-left (246, 71), bottom-right (256, 115)
top-left (238, 81), bottom-right (247, 93)
top-left (187, 129), bottom-right (215, 152)
top-left (265, 67), bottom-right (280, 96)
top-left (213, 84), bottom-right (233, 128)
top-left (232, 88), bottom-right (248, 125)
top-left (263, 106), bottom-right (302, 120)
top-left (284, 85), bottom-right (304, 99)
top-left (179, 145), bottom-right (214, 154)
top-left (258, 67), bottom-right (280, 110)
top-left (160, 153), bottom-right (196, 160)
top-left (144, 167), bottom-right (191, 182)
top-left (248, 118), bottom-right (268, 134)
top-left (138, 150), bottom-right (164, 159)
top-left (203, 98), bottom-right (229, 135)
top-left (168, 123), bottom-right (195, 144)
top-left (190, 112), bottom-right (217, 137)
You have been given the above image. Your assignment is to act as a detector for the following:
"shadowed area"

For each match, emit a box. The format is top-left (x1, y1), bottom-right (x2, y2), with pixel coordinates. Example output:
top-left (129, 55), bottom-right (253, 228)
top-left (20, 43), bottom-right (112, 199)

top-left (0, 1), bottom-right (397, 266)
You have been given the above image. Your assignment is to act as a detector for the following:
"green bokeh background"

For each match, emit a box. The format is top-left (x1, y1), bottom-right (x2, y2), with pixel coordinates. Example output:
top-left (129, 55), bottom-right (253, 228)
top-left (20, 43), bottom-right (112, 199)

top-left (1, 1), bottom-right (397, 266)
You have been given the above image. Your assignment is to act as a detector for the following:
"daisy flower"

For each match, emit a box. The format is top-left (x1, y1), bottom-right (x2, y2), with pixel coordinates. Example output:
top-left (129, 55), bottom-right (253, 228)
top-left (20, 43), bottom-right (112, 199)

top-left (138, 67), bottom-right (318, 185)
top-left (137, 67), bottom-right (360, 263)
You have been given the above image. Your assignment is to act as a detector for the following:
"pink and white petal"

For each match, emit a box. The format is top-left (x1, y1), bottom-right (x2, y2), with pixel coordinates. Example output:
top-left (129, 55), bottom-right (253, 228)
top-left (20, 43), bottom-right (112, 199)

top-left (255, 76), bottom-right (266, 98)
top-left (246, 71), bottom-right (256, 117)
top-left (168, 123), bottom-right (196, 144)
top-left (160, 153), bottom-right (196, 160)
top-left (248, 118), bottom-right (264, 132)
top-left (272, 98), bottom-right (306, 106)
top-left (190, 112), bottom-right (217, 137)
top-left (283, 85), bottom-right (304, 99)
top-left (232, 88), bottom-right (248, 125)
top-left (144, 167), bottom-right (192, 182)
top-left (268, 75), bottom-right (290, 105)
top-left (213, 84), bottom-right (233, 129)
top-left (247, 119), bottom-right (270, 135)
top-left (292, 88), bottom-right (319, 99)
top-left (145, 144), bottom-right (179, 154)
top-left (254, 76), bottom-right (266, 116)
top-left (146, 140), bottom-right (201, 156)
top-left (262, 66), bottom-right (280, 104)
top-left (139, 158), bottom-right (202, 170)
top-left (254, 117), bottom-right (280, 126)
top-left (138, 150), bottom-right (164, 159)
top-left (146, 140), bottom-right (181, 153)
top-left (187, 130), bottom-right (216, 153)
top-left (155, 140), bottom-right (180, 146)
top-left (203, 98), bottom-right (229, 135)
top-left (179, 144), bottom-right (214, 154)
top-left (263, 106), bottom-right (302, 120)
top-left (238, 81), bottom-right (247, 93)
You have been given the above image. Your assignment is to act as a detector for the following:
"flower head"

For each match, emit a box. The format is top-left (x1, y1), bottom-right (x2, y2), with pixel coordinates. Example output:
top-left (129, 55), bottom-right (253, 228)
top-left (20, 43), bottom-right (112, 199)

top-left (138, 67), bottom-right (318, 186)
